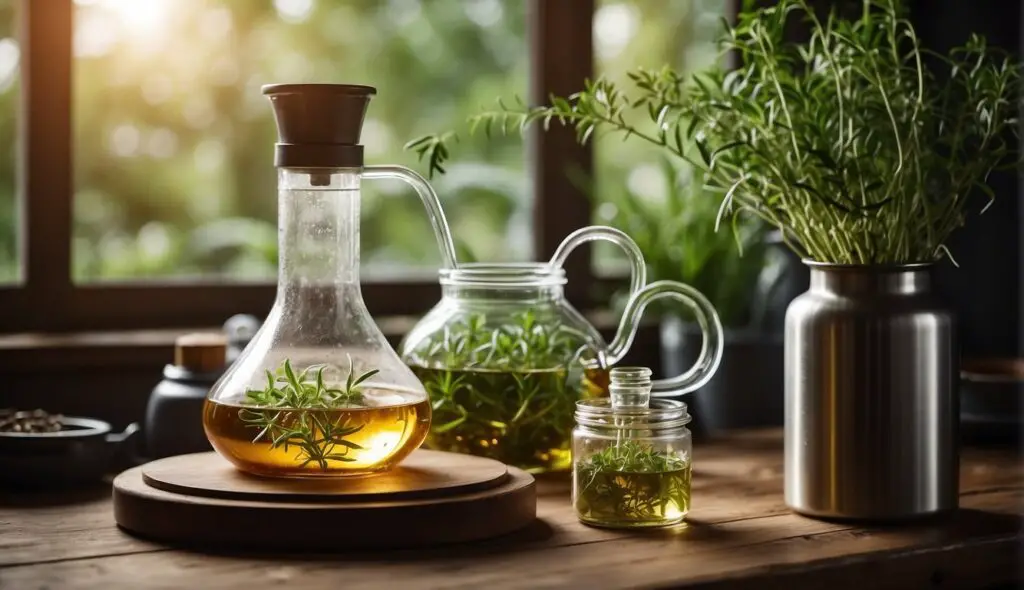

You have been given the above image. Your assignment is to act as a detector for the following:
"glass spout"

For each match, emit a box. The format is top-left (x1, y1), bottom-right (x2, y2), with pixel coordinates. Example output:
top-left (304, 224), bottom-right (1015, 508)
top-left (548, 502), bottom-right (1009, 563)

top-left (608, 280), bottom-right (724, 396)
top-left (363, 165), bottom-right (458, 270)
top-left (609, 367), bottom-right (653, 409)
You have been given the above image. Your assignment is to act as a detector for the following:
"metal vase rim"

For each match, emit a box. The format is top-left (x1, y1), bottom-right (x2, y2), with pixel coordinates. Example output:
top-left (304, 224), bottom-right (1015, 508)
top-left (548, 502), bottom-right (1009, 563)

top-left (800, 260), bottom-right (935, 271)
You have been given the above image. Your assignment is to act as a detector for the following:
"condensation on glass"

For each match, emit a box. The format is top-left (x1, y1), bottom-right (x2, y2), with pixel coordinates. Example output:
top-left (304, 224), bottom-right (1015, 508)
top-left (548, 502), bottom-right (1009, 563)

top-left (204, 84), bottom-right (458, 477)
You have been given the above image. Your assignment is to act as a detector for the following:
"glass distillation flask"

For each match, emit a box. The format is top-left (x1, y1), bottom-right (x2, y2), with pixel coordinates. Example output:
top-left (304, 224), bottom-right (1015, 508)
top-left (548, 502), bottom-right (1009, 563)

top-left (204, 84), bottom-right (458, 478)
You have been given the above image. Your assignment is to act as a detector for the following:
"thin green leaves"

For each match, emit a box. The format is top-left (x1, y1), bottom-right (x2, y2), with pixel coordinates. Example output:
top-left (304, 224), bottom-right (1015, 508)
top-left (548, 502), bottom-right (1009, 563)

top-left (687, 0), bottom-right (1019, 264)
top-left (574, 441), bottom-right (691, 525)
top-left (239, 356), bottom-right (378, 471)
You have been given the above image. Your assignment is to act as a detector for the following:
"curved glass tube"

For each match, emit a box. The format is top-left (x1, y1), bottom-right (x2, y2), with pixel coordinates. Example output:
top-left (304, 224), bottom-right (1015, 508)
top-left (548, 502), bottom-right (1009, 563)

top-left (363, 165), bottom-right (458, 270)
top-left (548, 226), bottom-right (646, 296)
top-left (606, 280), bottom-right (724, 397)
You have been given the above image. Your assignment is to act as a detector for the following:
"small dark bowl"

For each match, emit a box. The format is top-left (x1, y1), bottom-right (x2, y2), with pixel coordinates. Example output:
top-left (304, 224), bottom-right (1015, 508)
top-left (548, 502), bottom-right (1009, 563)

top-left (0, 417), bottom-right (140, 489)
top-left (960, 359), bottom-right (1023, 443)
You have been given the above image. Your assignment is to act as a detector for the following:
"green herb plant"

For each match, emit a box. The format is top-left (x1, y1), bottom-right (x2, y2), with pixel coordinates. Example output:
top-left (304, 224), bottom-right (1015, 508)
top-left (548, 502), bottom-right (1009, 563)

top-left (407, 310), bottom-right (606, 472)
top-left (575, 439), bottom-right (692, 526)
top-left (238, 357), bottom-right (380, 470)
top-left (412, 310), bottom-right (584, 370)
top-left (589, 156), bottom-right (773, 327)
top-left (407, 0), bottom-right (1020, 265)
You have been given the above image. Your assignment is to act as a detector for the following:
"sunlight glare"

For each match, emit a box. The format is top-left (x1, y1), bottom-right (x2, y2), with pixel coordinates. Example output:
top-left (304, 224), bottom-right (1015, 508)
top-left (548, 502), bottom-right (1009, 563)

top-left (593, 3), bottom-right (639, 61)
top-left (356, 431), bottom-right (404, 465)
top-left (274, 0), bottom-right (315, 23)
top-left (0, 39), bottom-right (19, 93)
top-left (100, 0), bottom-right (170, 35)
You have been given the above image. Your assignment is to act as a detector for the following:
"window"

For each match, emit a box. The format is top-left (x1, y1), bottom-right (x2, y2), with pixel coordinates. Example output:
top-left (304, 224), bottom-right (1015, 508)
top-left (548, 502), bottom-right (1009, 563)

top-left (593, 0), bottom-right (728, 275)
top-left (0, 0), bottom-right (15, 283)
top-left (1, 0), bottom-right (727, 333)
top-left (72, 0), bottom-right (528, 281)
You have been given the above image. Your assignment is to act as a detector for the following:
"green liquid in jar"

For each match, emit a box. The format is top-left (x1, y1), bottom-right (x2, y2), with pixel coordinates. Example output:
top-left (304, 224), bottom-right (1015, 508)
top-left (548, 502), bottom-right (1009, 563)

top-left (411, 365), bottom-right (608, 473)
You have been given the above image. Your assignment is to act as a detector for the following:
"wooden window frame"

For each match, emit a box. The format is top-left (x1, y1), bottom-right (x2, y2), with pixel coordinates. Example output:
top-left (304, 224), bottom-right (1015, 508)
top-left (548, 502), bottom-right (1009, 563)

top-left (0, 0), bottom-right (597, 333)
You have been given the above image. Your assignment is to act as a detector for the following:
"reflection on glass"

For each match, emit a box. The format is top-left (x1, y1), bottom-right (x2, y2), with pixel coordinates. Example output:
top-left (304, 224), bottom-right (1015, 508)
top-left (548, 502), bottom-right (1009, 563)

top-left (592, 0), bottom-right (727, 274)
top-left (0, 0), bottom-right (16, 283)
top-left (72, 0), bottom-right (528, 282)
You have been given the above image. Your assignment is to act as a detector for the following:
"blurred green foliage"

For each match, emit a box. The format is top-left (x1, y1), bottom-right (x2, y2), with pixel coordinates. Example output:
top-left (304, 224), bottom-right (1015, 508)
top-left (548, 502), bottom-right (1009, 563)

top-left (0, 0), bottom-right (735, 290)
top-left (592, 0), bottom-right (772, 327)
top-left (593, 0), bottom-right (723, 269)
top-left (0, 0), bottom-right (16, 282)
top-left (592, 158), bottom-right (771, 327)
top-left (69, 0), bottom-right (528, 282)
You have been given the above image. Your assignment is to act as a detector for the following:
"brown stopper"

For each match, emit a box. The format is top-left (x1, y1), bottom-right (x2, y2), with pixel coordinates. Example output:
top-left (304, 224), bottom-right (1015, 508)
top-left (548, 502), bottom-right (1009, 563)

top-left (174, 333), bottom-right (227, 373)
top-left (262, 83), bottom-right (376, 168)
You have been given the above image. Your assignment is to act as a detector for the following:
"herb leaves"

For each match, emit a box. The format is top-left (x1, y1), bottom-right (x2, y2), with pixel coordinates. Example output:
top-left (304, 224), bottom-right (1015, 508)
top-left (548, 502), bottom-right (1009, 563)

top-left (238, 358), bottom-right (379, 470)
top-left (407, 0), bottom-right (1020, 265)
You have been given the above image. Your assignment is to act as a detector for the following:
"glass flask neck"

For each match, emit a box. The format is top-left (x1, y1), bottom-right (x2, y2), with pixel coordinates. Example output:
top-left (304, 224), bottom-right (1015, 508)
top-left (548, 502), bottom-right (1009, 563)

top-left (277, 168), bottom-right (361, 291)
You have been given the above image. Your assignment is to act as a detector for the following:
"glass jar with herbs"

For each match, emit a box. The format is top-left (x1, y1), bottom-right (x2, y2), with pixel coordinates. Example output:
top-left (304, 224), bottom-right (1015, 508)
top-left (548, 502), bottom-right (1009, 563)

top-left (399, 226), bottom-right (722, 473)
top-left (573, 367), bottom-right (693, 528)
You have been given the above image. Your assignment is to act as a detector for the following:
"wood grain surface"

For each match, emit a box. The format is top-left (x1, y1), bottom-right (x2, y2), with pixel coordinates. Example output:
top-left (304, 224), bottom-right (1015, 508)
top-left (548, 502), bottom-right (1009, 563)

top-left (1, 430), bottom-right (1021, 590)
top-left (141, 450), bottom-right (509, 501)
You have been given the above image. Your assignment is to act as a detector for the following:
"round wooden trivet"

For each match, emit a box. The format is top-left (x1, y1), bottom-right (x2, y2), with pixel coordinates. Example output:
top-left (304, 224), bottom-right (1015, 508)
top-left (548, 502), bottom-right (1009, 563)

top-left (142, 450), bottom-right (509, 502)
top-left (113, 451), bottom-right (536, 550)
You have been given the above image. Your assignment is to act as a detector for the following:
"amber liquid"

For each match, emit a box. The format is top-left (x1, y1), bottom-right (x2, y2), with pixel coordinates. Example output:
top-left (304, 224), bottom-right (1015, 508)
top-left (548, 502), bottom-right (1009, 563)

top-left (203, 391), bottom-right (430, 477)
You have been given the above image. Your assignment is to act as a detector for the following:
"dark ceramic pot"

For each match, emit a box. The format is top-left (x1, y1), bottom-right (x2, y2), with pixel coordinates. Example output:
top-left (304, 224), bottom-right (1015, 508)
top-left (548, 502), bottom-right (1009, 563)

top-left (661, 317), bottom-right (783, 434)
top-left (145, 364), bottom-right (222, 459)
top-left (960, 358), bottom-right (1023, 443)
top-left (0, 418), bottom-right (139, 488)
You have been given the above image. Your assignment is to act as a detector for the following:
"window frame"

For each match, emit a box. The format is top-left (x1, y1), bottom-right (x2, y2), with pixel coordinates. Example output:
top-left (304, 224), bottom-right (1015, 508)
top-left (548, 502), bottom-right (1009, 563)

top-left (0, 0), bottom-right (598, 333)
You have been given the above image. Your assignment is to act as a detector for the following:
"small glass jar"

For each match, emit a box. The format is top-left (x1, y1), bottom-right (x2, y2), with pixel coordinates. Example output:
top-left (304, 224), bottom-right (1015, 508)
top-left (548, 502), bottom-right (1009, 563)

top-left (572, 367), bottom-right (693, 528)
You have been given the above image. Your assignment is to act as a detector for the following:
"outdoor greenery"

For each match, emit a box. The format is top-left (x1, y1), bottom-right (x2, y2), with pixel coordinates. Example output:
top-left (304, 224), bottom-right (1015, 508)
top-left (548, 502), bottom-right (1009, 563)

top-left (0, 0), bottom-right (15, 282)
top-left (588, 158), bottom-right (772, 327)
top-left (0, 0), bottom-right (725, 284)
top-left (70, 0), bottom-right (530, 281)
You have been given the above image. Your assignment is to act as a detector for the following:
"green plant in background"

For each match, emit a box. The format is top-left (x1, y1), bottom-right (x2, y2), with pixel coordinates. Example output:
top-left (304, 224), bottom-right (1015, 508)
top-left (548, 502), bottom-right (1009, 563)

top-left (407, 311), bottom-right (606, 472)
top-left (405, 24), bottom-right (775, 328)
top-left (583, 157), bottom-right (772, 327)
top-left (238, 358), bottom-right (378, 470)
top-left (408, 88), bottom-right (777, 328)
top-left (411, 0), bottom-right (1020, 266)
top-left (574, 439), bottom-right (691, 526)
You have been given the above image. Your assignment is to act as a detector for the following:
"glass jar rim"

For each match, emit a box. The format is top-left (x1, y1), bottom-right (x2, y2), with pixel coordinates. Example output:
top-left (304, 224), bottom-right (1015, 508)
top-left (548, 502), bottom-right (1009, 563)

top-left (440, 262), bottom-right (567, 287)
top-left (575, 398), bottom-right (691, 430)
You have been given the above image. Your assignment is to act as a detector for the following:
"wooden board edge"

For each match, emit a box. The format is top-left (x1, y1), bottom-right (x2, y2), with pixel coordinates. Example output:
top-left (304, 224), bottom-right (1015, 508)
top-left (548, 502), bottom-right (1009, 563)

top-left (113, 466), bottom-right (537, 551)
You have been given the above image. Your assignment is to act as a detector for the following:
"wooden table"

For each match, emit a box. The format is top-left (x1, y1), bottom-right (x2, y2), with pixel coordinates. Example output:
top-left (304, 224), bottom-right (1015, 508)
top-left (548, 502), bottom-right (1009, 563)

top-left (1, 431), bottom-right (1021, 589)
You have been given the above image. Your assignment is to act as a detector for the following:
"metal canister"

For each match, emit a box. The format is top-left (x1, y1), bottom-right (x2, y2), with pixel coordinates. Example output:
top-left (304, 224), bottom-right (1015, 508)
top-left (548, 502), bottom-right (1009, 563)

top-left (785, 262), bottom-right (958, 521)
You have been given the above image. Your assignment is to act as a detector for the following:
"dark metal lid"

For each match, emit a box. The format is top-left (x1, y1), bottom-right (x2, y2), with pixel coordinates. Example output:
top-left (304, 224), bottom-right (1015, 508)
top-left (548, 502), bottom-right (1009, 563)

top-left (262, 83), bottom-right (377, 168)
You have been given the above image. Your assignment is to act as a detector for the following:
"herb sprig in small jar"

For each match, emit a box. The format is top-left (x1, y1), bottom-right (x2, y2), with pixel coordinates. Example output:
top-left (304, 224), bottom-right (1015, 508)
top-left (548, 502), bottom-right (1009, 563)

top-left (572, 367), bottom-right (693, 528)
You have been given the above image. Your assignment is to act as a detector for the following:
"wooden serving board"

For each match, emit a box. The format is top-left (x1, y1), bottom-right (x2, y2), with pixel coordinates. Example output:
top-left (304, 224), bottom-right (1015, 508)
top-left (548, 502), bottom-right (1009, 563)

top-left (113, 450), bottom-right (536, 550)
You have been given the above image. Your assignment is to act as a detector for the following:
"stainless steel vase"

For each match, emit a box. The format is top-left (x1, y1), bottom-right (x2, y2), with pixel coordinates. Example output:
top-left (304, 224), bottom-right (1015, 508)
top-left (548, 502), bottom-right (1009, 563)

top-left (784, 263), bottom-right (958, 521)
